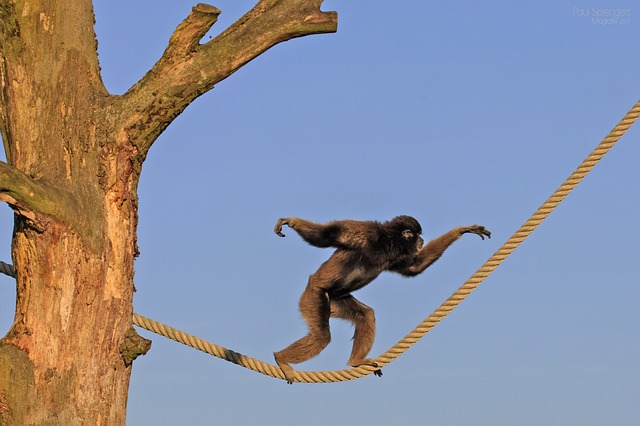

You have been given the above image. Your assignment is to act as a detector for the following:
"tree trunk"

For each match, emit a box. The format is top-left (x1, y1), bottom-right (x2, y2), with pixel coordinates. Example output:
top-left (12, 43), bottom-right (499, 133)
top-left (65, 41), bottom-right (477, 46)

top-left (0, 1), bottom-right (336, 423)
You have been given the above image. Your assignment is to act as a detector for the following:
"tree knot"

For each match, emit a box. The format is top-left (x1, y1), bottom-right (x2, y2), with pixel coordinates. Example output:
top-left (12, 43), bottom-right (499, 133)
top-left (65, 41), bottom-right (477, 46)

top-left (120, 328), bottom-right (152, 367)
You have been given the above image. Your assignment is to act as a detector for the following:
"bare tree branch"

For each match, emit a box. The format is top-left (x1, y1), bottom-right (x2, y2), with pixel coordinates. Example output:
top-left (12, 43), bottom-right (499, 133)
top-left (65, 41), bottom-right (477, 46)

top-left (0, 161), bottom-right (60, 217)
top-left (164, 3), bottom-right (222, 58)
top-left (0, 160), bottom-right (89, 234)
top-left (115, 0), bottom-right (337, 158)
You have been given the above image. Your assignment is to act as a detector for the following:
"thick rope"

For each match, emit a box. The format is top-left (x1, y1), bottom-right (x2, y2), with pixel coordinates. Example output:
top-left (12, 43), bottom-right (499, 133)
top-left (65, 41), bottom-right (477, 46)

top-left (0, 261), bottom-right (15, 278)
top-left (1, 101), bottom-right (639, 383)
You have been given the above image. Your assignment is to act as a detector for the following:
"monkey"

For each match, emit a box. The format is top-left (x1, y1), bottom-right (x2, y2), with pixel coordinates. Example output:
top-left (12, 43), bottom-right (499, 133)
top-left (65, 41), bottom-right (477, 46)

top-left (272, 215), bottom-right (490, 384)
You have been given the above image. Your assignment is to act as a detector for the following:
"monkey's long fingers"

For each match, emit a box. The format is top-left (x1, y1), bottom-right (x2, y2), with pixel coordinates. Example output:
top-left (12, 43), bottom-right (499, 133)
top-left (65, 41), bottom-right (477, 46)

top-left (478, 228), bottom-right (491, 240)
top-left (274, 226), bottom-right (286, 237)
top-left (274, 218), bottom-right (288, 237)
top-left (475, 230), bottom-right (491, 240)
top-left (462, 225), bottom-right (491, 240)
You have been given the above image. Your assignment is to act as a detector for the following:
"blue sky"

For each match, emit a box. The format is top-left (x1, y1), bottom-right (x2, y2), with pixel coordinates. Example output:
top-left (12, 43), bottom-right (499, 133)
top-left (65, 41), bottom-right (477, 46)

top-left (1, 1), bottom-right (639, 425)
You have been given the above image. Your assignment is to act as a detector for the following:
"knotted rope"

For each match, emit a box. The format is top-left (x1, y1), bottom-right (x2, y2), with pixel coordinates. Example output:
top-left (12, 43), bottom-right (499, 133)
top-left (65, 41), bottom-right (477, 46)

top-left (2, 100), bottom-right (638, 383)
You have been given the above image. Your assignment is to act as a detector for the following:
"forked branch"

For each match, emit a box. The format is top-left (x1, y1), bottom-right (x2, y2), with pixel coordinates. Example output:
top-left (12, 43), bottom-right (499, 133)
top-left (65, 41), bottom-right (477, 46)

top-left (115, 0), bottom-right (337, 158)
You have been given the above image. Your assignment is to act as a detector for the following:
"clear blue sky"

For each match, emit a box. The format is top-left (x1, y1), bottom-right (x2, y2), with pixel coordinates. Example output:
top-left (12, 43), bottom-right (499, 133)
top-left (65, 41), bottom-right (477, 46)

top-left (1, 1), bottom-right (639, 425)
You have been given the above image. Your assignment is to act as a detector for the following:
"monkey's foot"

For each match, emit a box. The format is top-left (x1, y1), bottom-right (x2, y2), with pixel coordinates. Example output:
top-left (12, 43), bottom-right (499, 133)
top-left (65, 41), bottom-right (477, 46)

top-left (349, 358), bottom-right (383, 377)
top-left (274, 355), bottom-right (296, 384)
top-left (348, 358), bottom-right (378, 369)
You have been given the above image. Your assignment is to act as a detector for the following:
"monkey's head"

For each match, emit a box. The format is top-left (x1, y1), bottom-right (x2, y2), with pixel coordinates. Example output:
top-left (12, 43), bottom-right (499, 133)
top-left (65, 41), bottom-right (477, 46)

top-left (388, 215), bottom-right (424, 253)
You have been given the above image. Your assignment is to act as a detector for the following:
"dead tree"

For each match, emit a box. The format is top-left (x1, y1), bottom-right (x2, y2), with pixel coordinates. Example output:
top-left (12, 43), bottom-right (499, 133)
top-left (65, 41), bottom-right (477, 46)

top-left (0, 1), bottom-right (337, 423)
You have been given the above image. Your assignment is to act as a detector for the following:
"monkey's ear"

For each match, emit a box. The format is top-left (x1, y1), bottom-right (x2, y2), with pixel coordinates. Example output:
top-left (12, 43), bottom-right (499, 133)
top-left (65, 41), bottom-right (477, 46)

top-left (402, 230), bottom-right (414, 240)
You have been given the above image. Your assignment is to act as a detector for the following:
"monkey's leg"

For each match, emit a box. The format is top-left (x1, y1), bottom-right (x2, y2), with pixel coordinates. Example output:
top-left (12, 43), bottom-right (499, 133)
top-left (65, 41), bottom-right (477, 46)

top-left (274, 286), bottom-right (331, 384)
top-left (330, 296), bottom-right (378, 369)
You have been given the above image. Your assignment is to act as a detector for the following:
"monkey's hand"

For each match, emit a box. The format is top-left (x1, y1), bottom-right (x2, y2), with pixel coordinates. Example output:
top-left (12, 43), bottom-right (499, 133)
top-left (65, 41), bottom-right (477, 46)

top-left (274, 218), bottom-right (290, 237)
top-left (460, 225), bottom-right (491, 240)
top-left (373, 369), bottom-right (383, 377)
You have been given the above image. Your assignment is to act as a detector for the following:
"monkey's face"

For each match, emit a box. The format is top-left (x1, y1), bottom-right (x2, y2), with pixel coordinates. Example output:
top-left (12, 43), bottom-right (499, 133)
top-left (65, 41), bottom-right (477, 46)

top-left (391, 216), bottom-right (423, 253)
top-left (402, 229), bottom-right (424, 252)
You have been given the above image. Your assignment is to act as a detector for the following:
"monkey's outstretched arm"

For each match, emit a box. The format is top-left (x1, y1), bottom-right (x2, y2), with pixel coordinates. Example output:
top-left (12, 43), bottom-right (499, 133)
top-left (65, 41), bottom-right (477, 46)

top-left (400, 225), bottom-right (490, 276)
top-left (274, 217), bottom-right (338, 248)
top-left (274, 217), bottom-right (367, 249)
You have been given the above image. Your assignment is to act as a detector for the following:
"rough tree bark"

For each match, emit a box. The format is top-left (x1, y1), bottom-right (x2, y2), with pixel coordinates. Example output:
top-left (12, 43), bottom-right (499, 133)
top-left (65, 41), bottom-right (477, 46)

top-left (0, 1), bottom-right (336, 424)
